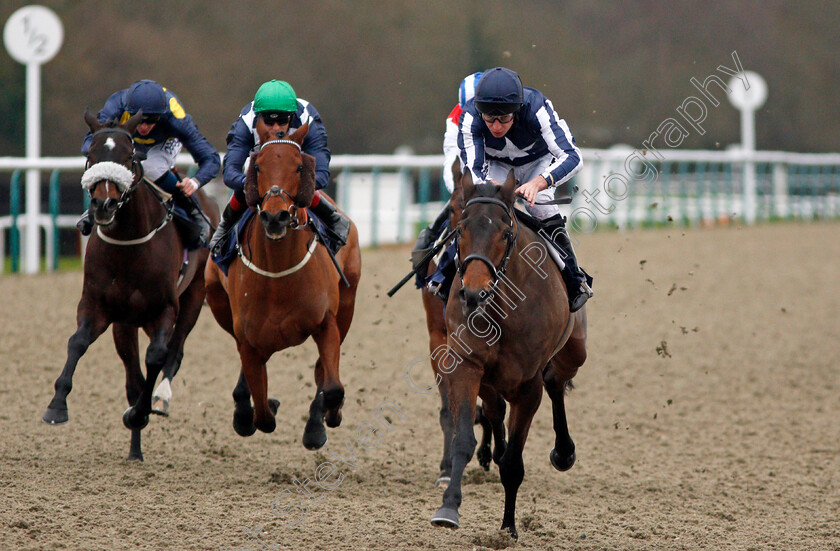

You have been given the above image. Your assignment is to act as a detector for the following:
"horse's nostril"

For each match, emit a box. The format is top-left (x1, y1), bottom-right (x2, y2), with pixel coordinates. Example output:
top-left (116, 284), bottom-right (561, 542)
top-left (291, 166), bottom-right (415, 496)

top-left (278, 211), bottom-right (291, 223)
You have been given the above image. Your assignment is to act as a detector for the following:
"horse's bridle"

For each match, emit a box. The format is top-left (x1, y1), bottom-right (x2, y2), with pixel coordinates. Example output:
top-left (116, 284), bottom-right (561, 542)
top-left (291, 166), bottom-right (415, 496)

top-left (84, 127), bottom-right (144, 209)
top-left (455, 196), bottom-right (519, 282)
top-left (255, 138), bottom-right (308, 231)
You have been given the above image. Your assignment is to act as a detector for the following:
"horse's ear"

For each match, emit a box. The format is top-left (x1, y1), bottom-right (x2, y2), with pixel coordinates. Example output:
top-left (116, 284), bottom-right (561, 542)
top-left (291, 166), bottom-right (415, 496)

top-left (124, 110), bottom-right (143, 135)
top-left (84, 108), bottom-right (102, 133)
top-left (290, 122), bottom-right (309, 145)
top-left (297, 153), bottom-right (317, 208)
top-left (450, 157), bottom-right (461, 191)
top-left (462, 169), bottom-right (475, 201)
top-left (244, 153), bottom-right (261, 210)
top-left (500, 169), bottom-right (517, 205)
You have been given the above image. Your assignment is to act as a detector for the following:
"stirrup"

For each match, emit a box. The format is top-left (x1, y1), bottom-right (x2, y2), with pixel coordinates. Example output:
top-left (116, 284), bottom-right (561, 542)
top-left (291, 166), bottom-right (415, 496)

top-left (426, 280), bottom-right (446, 300)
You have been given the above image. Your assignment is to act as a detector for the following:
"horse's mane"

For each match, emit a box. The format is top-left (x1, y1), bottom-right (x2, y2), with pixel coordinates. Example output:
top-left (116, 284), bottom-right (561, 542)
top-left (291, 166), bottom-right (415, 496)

top-left (244, 151), bottom-right (317, 210)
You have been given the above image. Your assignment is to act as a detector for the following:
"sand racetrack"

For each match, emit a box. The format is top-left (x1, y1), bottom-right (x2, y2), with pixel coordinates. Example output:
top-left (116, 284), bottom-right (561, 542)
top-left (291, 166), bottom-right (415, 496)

top-left (1, 222), bottom-right (838, 551)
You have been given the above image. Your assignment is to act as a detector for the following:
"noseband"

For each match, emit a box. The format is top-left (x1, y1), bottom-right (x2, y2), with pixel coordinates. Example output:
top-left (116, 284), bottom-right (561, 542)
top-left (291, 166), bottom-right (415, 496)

top-left (82, 127), bottom-right (143, 208)
top-left (455, 196), bottom-right (518, 282)
top-left (256, 138), bottom-right (308, 230)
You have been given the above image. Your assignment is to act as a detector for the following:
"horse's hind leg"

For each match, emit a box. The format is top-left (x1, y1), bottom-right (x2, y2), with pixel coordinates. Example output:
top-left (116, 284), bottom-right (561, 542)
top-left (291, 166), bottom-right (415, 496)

top-left (43, 312), bottom-right (110, 425)
top-left (497, 376), bottom-right (543, 540)
top-left (153, 274), bottom-right (207, 416)
top-left (113, 323), bottom-right (145, 461)
top-left (123, 309), bottom-right (177, 431)
top-left (477, 388), bottom-right (507, 467)
top-left (304, 313), bottom-right (343, 450)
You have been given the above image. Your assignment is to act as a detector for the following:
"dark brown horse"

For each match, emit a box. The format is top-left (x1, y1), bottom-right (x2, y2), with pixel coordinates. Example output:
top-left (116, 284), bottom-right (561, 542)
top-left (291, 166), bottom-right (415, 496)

top-left (422, 159), bottom-right (497, 488)
top-left (204, 121), bottom-right (361, 448)
top-left (42, 110), bottom-right (220, 461)
top-left (430, 171), bottom-right (588, 539)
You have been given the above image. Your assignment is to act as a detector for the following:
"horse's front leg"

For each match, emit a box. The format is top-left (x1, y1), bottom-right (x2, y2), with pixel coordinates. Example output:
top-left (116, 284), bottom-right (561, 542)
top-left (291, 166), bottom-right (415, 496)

top-left (238, 342), bottom-right (275, 434)
top-left (431, 364), bottom-right (481, 529)
top-left (305, 313), bottom-right (343, 450)
top-left (123, 309), bottom-right (176, 431)
top-left (113, 323), bottom-right (145, 461)
top-left (43, 311), bottom-right (110, 425)
top-left (498, 376), bottom-right (542, 540)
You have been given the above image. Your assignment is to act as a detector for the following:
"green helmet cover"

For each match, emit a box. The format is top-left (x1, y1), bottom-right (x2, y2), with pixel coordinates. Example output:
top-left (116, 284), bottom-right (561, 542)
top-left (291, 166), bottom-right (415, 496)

top-left (253, 80), bottom-right (297, 113)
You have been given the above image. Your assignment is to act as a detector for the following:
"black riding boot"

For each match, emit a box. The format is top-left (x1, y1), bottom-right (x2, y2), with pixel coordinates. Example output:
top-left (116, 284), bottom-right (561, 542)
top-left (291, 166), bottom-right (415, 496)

top-left (310, 198), bottom-right (350, 249)
top-left (76, 209), bottom-right (94, 236)
top-left (542, 215), bottom-right (593, 312)
top-left (209, 203), bottom-right (245, 256)
top-left (174, 194), bottom-right (211, 249)
top-left (410, 204), bottom-right (451, 269)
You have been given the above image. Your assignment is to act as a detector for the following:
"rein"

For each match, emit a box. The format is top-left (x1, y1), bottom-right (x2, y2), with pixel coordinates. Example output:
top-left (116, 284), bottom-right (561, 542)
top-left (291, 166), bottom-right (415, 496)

top-left (455, 196), bottom-right (519, 282)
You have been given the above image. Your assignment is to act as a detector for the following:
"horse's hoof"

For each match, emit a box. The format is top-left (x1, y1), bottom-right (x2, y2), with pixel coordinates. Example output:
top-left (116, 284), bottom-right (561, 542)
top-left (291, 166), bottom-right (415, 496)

top-left (476, 446), bottom-right (491, 471)
top-left (325, 408), bottom-right (342, 428)
top-left (550, 448), bottom-right (576, 472)
top-left (151, 398), bottom-right (170, 417)
top-left (233, 417), bottom-right (257, 437)
top-left (501, 523), bottom-right (519, 541)
top-left (255, 417), bottom-right (276, 434)
top-left (435, 476), bottom-right (451, 489)
top-left (302, 428), bottom-right (327, 450)
top-left (126, 453), bottom-right (144, 462)
top-left (431, 507), bottom-right (460, 528)
top-left (42, 408), bottom-right (68, 425)
top-left (122, 407), bottom-right (149, 431)
top-left (268, 398), bottom-right (281, 415)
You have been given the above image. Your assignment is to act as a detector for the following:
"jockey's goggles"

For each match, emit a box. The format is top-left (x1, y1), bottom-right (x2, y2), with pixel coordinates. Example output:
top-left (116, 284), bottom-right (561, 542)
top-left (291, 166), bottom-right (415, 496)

top-left (259, 111), bottom-right (293, 126)
top-left (481, 113), bottom-right (515, 124)
top-left (140, 114), bottom-right (161, 124)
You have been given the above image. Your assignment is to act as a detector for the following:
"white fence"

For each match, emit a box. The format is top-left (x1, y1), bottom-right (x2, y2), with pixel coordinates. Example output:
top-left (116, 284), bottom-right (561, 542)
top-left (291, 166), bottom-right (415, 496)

top-left (2, 148), bottom-right (840, 273)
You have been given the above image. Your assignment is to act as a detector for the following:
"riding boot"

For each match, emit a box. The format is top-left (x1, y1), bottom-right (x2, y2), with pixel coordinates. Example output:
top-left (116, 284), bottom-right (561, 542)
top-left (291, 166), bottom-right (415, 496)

top-left (310, 198), bottom-right (350, 249)
top-left (209, 203), bottom-right (245, 256)
top-left (542, 214), bottom-right (593, 312)
top-left (76, 209), bottom-right (94, 236)
top-left (174, 193), bottom-right (211, 248)
top-left (411, 204), bottom-right (452, 269)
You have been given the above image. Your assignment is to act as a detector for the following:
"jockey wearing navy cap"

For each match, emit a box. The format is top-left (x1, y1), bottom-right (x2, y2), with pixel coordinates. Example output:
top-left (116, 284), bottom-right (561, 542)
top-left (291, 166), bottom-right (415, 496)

top-left (459, 67), bottom-right (593, 311)
top-left (79, 79), bottom-right (220, 248)
top-left (208, 80), bottom-right (350, 256)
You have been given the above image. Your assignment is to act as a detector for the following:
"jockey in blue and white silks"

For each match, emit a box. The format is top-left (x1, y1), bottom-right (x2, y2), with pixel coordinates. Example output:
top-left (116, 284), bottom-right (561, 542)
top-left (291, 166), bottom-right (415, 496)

top-left (458, 67), bottom-right (592, 312)
top-left (208, 80), bottom-right (349, 257)
top-left (458, 78), bottom-right (583, 221)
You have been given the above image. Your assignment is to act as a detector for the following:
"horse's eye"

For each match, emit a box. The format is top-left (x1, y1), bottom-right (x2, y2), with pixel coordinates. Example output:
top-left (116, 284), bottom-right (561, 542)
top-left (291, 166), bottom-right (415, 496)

top-left (297, 164), bottom-right (304, 173)
top-left (503, 229), bottom-right (513, 239)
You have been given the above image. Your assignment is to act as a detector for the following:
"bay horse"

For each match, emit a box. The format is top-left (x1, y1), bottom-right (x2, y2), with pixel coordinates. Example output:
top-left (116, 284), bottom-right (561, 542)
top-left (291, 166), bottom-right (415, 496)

top-left (42, 110), bottom-right (220, 461)
top-left (430, 171), bottom-right (588, 539)
top-left (204, 121), bottom-right (361, 449)
top-left (422, 159), bottom-right (497, 488)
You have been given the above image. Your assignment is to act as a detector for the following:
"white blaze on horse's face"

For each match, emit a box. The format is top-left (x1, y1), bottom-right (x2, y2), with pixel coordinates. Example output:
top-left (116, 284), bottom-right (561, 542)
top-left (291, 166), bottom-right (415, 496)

top-left (105, 137), bottom-right (116, 151)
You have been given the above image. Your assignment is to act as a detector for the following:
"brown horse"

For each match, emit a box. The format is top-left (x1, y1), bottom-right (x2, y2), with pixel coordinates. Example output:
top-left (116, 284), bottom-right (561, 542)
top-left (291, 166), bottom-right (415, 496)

top-left (204, 121), bottom-right (361, 448)
top-left (42, 110), bottom-right (220, 461)
top-left (430, 171), bottom-right (588, 539)
top-left (422, 159), bottom-right (497, 488)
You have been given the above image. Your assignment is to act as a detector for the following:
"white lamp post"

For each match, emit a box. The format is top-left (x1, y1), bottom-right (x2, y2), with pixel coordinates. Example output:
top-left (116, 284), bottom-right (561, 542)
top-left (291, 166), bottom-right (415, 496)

top-left (727, 71), bottom-right (768, 224)
top-left (4, 5), bottom-right (64, 273)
